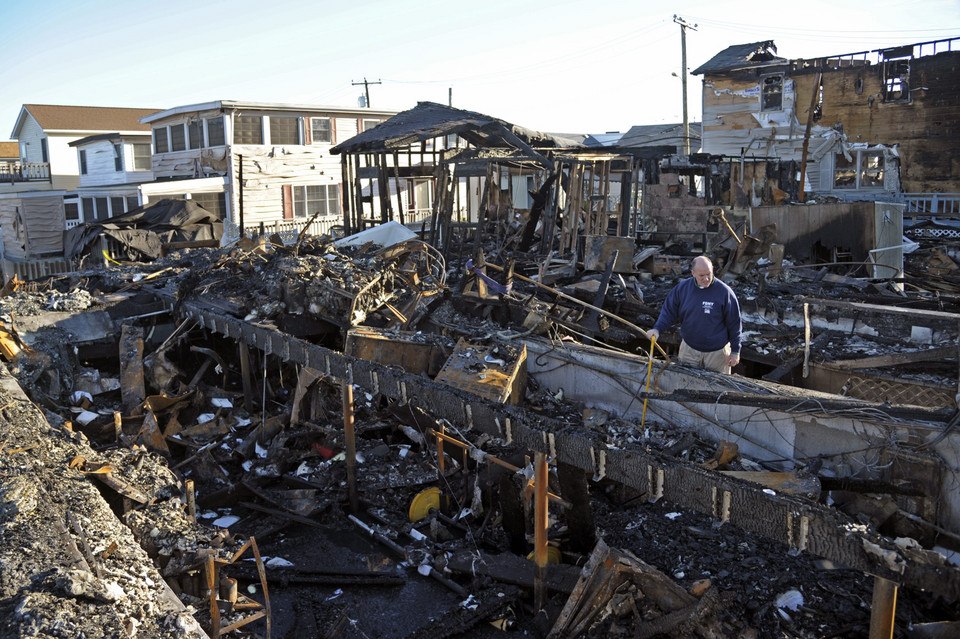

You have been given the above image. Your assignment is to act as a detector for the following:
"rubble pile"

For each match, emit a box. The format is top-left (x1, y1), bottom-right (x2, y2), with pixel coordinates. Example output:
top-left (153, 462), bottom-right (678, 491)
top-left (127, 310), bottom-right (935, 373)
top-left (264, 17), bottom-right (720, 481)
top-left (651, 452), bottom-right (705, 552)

top-left (0, 227), bottom-right (958, 638)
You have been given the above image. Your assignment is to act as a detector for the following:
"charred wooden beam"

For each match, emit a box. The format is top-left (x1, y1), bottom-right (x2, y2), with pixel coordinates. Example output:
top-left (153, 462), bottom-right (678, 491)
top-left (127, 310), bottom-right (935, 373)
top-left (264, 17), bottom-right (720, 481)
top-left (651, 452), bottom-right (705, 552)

top-left (169, 298), bottom-right (960, 603)
top-left (829, 344), bottom-right (959, 370)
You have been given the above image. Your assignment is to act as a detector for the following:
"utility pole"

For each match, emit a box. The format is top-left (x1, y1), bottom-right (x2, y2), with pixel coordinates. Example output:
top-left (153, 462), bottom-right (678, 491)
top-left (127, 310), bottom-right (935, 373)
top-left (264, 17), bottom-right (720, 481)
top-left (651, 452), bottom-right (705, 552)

top-left (673, 15), bottom-right (697, 157)
top-left (351, 77), bottom-right (381, 108)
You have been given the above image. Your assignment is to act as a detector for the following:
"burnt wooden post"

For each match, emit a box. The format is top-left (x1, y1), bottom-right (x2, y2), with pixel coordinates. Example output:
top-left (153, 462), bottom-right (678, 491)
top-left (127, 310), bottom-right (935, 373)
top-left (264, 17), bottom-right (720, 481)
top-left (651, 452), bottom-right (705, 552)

top-left (239, 342), bottom-right (254, 411)
top-left (342, 379), bottom-right (359, 514)
top-left (557, 462), bottom-right (596, 553)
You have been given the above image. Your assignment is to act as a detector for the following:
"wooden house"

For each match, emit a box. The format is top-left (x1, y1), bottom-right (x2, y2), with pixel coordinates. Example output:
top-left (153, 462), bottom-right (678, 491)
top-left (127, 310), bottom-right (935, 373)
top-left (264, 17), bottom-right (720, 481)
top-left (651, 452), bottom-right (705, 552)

top-left (139, 101), bottom-right (397, 240)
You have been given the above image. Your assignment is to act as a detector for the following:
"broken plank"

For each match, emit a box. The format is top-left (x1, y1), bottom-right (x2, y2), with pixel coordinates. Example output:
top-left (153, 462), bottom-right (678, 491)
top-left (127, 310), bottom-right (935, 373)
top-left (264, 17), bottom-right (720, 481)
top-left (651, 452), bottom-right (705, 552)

top-left (446, 549), bottom-right (582, 594)
top-left (829, 345), bottom-right (959, 370)
top-left (93, 472), bottom-right (154, 504)
top-left (237, 501), bottom-right (323, 528)
top-left (119, 324), bottom-right (146, 416)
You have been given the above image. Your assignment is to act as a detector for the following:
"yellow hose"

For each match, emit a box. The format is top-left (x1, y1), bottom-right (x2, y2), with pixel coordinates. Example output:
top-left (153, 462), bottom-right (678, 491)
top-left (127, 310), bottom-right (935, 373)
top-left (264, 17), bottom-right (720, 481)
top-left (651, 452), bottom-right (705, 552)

top-left (640, 334), bottom-right (657, 428)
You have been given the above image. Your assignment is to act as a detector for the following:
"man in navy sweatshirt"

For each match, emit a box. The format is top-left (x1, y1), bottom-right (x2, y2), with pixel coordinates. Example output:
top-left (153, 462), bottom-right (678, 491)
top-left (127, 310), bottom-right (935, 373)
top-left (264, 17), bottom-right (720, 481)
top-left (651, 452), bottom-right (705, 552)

top-left (648, 256), bottom-right (742, 374)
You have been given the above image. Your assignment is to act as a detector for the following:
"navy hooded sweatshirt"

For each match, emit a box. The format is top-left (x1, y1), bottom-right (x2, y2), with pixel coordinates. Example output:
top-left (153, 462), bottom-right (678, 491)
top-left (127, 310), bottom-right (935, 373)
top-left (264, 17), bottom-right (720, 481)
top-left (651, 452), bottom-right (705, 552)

top-left (653, 277), bottom-right (742, 354)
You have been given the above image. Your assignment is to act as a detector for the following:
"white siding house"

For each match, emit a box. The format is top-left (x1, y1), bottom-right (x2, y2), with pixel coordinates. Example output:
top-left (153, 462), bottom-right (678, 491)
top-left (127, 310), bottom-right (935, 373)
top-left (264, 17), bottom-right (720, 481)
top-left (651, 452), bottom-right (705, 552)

top-left (0, 104), bottom-right (162, 281)
top-left (70, 133), bottom-right (154, 225)
top-left (140, 101), bottom-right (397, 239)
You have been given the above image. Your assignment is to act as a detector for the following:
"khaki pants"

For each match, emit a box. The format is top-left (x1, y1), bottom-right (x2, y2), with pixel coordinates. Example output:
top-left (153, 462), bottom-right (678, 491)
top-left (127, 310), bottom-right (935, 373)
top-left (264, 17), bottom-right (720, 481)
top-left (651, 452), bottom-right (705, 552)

top-left (679, 340), bottom-right (731, 374)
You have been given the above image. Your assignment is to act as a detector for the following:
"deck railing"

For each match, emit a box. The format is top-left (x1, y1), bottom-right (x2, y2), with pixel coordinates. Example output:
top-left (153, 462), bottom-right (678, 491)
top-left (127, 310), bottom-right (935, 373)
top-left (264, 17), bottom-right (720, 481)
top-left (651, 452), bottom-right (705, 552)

top-left (0, 161), bottom-right (51, 183)
top-left (902, 193), bottom-right (960, 216)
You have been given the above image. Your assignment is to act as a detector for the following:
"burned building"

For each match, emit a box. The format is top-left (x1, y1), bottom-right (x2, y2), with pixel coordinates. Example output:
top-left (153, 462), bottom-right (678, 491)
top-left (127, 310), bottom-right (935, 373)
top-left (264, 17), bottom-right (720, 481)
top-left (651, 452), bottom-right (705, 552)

top-left (693, 37), bottom-right (960, 206)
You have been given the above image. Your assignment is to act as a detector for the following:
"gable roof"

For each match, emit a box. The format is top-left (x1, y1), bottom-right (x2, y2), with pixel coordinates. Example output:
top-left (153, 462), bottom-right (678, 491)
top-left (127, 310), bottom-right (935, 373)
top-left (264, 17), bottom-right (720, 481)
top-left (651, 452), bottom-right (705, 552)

top-left (692, 41), bottom-right (787, 75)
top-left (14, 105), bottom-right (162, 137)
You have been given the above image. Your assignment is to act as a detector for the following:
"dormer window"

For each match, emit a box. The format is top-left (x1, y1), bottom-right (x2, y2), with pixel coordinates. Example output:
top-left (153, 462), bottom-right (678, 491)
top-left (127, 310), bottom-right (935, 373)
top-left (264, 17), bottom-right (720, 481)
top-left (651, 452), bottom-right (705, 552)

top-left (761, 75), bottom-right (783, 111)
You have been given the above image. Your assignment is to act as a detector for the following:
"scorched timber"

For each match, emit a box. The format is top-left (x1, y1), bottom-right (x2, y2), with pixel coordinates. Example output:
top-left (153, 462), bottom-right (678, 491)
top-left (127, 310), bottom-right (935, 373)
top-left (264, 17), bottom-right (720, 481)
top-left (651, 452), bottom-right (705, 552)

top-left (169, 296), bottom-right (960, 603)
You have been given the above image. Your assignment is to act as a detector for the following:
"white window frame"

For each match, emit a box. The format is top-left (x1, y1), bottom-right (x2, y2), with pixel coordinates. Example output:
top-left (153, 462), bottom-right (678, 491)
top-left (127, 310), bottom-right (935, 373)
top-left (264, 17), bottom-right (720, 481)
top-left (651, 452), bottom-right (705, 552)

top-left (833, 150), bottom-right (885, 190)
top-left (293, 184), bottom-right (339, 218)
top-left (310, 117), bottom-right (332, 144)
top-left (133, 143), bottom-right (151, 170)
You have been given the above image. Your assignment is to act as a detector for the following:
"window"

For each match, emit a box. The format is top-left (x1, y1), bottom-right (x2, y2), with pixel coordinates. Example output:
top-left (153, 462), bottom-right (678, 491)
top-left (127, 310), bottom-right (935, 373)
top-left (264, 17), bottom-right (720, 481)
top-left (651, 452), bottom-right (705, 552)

top-left (133, 144), bottom-right (151, 170)
top-left (206, 117), bottom-right (225, 146)
top-left (64, 201), bottom-right (79, 221)
top-left (190, 192), bottom-right (226, 217)
top-left (834, 151), bottom-right (884, 190)
top-left (234, 115), bottom-right (263, 144)
top-left (310, 118), bottom-right (331, 143)
top-left (189, 121), bottom-right (203, 149)
top-left (761, 75), bottom-right (783, 111)
top-left (79, 149), bottom-right (88, 175)
top-left (154, 127), bottom-right (169, 153)
top-left (82, 198), bottom-right (94, 220)
top-left (170, 124), bottom-right (186, 151)
top-left (883, 59), bottom-right (910, 102)
top-left (111, 196), bottom-right (125, 215)
top-left (126, 195), bottom-right (139, 211)
top-left (95, 197), bottom-right (109, 220)
top-left (293, 185), bottom-right (339, 218)
top-left (113, 143), bottom-right (123, 172)
top-left (270, 116), bottom-right (300, 145)
top-left (361, 119), bottom-right (380, 132)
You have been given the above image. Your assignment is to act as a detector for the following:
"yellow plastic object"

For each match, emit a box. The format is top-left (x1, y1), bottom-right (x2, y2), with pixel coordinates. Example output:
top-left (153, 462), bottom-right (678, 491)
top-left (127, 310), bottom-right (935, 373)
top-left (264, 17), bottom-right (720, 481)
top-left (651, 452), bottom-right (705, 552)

top-left (408, 487), bottom-right (441, 522)
top-left (526, 545), bottom-right (562, 564)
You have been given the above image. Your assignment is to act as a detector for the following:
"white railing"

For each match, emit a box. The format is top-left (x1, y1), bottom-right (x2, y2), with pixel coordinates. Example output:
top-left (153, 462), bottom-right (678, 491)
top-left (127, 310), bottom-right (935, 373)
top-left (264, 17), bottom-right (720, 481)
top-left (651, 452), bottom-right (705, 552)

top-left (223, 214), bottom-right (344, 245)
top-left (903, 193), bottom-right (960, 216)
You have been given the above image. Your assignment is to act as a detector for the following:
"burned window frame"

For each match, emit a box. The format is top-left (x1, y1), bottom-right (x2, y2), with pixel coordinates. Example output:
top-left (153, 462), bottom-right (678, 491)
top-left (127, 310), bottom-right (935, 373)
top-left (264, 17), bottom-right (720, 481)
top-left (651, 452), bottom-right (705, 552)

top-left (833, 150), bottom-right (885, 190)
top-left (882, 59), bottom-right (911, 103)
top-left (760, 74), bottom-right (783, 112)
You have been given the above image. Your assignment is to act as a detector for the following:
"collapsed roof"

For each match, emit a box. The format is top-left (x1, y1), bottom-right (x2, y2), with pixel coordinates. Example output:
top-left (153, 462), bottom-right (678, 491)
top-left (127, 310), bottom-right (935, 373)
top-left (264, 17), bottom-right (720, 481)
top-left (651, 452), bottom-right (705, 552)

top-left (330, 101), bottom-right (584, 155)
top-left (63, 199), bottom-right (223, 261)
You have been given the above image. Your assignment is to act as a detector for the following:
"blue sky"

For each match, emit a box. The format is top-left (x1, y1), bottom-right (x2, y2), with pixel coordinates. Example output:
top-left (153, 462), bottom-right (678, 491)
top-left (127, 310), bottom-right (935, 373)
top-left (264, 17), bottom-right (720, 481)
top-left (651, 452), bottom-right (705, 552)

top-left (1, 0), bottom-right (957, 139)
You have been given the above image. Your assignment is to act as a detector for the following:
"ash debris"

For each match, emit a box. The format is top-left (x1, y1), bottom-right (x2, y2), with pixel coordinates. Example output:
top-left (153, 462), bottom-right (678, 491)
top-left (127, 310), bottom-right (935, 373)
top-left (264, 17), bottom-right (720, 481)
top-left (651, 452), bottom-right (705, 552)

top-left (0, 227), bottom-right (957, 639)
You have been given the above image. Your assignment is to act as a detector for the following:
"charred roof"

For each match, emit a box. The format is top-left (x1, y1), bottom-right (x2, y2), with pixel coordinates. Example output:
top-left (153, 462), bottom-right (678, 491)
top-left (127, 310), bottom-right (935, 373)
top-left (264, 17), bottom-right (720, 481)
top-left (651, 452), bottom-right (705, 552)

top-left (330, 101), bottom-right (584, 155)
top-left (692, 40), bottom-right (785, 75)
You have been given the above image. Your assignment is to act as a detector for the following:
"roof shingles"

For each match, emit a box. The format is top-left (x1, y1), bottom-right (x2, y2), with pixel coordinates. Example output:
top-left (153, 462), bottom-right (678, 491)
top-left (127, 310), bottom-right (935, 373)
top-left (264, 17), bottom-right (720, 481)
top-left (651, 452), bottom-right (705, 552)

top-left (22, 104), bottom-right (162, 132)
